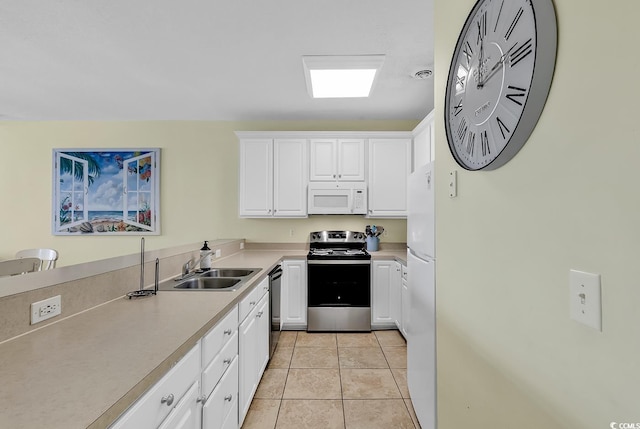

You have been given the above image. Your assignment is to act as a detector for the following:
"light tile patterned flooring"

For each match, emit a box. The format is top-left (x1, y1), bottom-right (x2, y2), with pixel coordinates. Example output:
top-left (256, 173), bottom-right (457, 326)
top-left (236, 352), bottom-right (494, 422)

top-left (241, 330), bottom-right (422, 429)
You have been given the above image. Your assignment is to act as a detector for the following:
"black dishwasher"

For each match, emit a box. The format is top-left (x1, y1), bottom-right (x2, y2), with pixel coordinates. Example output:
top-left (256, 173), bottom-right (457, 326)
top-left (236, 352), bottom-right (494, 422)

top-left (268, 264), bottom-right (282, 359)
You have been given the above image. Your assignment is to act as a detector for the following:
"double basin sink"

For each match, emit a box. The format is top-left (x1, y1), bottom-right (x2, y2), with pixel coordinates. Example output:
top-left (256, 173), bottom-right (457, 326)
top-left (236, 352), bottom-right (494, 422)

top-left (158, 268), bottom-right (261, 291)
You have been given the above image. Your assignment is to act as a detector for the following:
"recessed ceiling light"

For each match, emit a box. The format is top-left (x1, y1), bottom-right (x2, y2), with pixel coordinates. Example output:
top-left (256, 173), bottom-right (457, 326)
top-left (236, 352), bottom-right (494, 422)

top-left (302, 55), bottom-right (385, 98)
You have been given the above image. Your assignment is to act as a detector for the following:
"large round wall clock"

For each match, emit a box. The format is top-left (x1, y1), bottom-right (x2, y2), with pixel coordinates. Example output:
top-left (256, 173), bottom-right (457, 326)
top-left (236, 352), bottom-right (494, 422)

top-left (445, 0), bottom-right (557, 171)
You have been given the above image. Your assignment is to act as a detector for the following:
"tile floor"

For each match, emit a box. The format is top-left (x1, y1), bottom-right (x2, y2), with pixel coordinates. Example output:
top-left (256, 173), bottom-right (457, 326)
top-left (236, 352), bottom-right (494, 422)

top-left (241, 330), bottom-right (422, 429)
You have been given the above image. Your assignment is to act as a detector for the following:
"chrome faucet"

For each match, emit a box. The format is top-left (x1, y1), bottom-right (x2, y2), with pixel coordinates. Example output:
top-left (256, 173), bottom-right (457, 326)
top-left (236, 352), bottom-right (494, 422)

top-left (177, 251), bottom-right (213, 280)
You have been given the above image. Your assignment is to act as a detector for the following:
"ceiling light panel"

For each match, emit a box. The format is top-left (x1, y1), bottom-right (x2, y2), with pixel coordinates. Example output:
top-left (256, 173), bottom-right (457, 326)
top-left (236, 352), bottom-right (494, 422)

top-left (302, 55), bottom-right (385, 99)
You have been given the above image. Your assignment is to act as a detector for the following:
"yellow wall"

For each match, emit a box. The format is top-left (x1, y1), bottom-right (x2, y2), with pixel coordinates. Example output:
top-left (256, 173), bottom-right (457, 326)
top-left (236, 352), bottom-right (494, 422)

top-left (434, 0), bottom-right (640, 427)
top-left (0, 120), bottom-right (416, 266)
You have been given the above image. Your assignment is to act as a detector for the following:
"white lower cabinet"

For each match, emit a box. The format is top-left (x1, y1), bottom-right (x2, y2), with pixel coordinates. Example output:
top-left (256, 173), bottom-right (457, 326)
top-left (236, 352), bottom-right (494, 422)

top-left (238, 278), bottom-right (270, 426)
top-left (281, 260), bottom-right (307, 329)
top-left (158, 381), bottom-right (201, 429)
top-left (109, 343), bottom-right (201, 429)
top-left (371, 260), bottom-right (402, 330)
top-left (202, 358), bottom-right (239, 429)
top-left (400, 263), bottom-right (408, 339)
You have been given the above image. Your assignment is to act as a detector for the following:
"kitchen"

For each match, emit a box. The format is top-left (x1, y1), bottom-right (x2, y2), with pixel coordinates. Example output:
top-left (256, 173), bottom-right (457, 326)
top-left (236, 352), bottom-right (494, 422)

top-left (1, 0), bottom-right (640, 429)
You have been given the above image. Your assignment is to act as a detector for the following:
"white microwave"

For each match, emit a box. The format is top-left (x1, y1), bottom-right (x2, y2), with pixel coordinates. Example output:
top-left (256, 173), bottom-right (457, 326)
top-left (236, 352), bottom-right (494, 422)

top-left (308, 182), bottom-right (367, 215)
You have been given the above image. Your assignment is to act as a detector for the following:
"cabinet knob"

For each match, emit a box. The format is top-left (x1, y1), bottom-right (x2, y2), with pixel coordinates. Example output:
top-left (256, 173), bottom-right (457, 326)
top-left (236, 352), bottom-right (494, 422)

top-left (257, 311), bottom-right (264, 318)
top-left (250, 301), bottom-right (256, 305)
top-left (223, 358), bottom-right (232, 365)
top-left (224, 394), bottom-right (233, 402)
top-left (161, 393), bottom-right (175, 406)
top-left (338, 174), bottom-right (342, 178)
top-left (224, 329), bottom-right (232, 335)
top-left (196, 395), bottom-right (207, 404)
top-left (333, 174), bottom-right (336, 178)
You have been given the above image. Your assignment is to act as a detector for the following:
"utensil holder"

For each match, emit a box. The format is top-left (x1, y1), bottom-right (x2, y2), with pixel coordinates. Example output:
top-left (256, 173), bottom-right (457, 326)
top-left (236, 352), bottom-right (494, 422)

top-left (366, 236), bottom-right (379, 252)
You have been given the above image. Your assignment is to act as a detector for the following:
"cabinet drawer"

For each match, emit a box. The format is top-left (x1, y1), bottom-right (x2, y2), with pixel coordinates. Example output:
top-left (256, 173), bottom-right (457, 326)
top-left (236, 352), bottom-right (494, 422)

top-left (202, 306), bottom-right (238, 367)
top-left (202, 331), bottom-right (238, 396)
top-left (203, 356), bottom-right (239, 429)
top-left (109, 343), bottom-right (201, 429)
top-left (239, 278), bottom-right (268, 322)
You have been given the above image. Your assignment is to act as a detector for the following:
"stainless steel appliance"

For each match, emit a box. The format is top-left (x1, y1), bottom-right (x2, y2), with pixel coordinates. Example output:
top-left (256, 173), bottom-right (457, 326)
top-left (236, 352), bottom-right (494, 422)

top-left (268, 264), bottom-right (282, 359)
top-left (307, 230), bottom-right (371, 331)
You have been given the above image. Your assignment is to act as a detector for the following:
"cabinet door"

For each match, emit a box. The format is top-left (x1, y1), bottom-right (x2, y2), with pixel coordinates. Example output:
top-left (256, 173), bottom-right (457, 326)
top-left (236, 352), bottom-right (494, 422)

top-left (309, 139), bottom-right (337, 181)
top-left (281, 260), bottom-right (307, 329)
top-left (255, 293), bottom-right (270, 377)
top-left (390, 262), bottom-right (402, 329)
top-left (157, 381), bottom-right (201, 429)
top-left (368, 138), bottom-right (411, 217)
top-left (109, 344), bottom-right (201, 429)
top-left (238, 309), bottom-right (258, 424)
top-left (371, 260), bottom-right (400, 329)
top-left (401, 278), bottom-right (409, 339)
top-left (202, 358), bottom-right (238, 429)
top-left (412, 111), bottom-right (435, 170)
top-left (338, 139), bottom-right (366, 181)
top-left (273, 138), bottom-right (308, 217)
top-left (239, 139), bottom-right (273, 217)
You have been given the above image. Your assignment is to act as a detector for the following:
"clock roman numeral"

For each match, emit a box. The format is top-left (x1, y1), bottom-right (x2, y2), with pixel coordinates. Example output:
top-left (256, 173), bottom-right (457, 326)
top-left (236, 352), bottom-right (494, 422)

top-left (496, 117), bottom-right (510, 139)
top-left (466, 131), bottom-right (476, 156)
top-left (509, 38), bottom-right (533, 67)
top-left (455, 75), bottom-right (465, 90)
top-left (481, 130), bottom-right (491, 157)
top-left (453, 99), bottom-right (463, 116)
top-left (462, 41), bottom-right (474, 67)
top-left (505, 85), bottom-right (527, 106)
top-left (477, 11), bottom-right (487, 44)
top-left (457, 117), bottom-right (468, 141)
top-left (505, 7), bottom-right (523, 41)
top-left (493, 0), bottom-right (504, 33)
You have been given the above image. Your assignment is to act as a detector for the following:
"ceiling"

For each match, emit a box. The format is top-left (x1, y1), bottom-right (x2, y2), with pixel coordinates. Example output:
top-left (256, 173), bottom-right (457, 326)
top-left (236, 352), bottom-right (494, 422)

top-left (0, 1), bottom-right (434, 121)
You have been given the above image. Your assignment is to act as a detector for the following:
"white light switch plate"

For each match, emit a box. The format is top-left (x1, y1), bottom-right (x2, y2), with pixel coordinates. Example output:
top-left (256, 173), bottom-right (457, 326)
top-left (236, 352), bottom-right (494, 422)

top-left (569, 269), bottom-right (602, 331)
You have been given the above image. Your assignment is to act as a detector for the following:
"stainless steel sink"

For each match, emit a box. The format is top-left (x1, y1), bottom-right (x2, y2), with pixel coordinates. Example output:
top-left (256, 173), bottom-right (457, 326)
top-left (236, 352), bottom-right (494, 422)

top-left (174, 277), bottom-right (242, 290)
top-left (158, 267), bottom-right (261, 292)
top-left (199, 268), bottom-right (257, 278)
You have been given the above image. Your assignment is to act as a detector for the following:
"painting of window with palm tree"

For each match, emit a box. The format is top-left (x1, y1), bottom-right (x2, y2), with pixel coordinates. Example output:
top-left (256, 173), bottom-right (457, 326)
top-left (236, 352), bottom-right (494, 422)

top-left (52, 149), bottom-right (160, 235)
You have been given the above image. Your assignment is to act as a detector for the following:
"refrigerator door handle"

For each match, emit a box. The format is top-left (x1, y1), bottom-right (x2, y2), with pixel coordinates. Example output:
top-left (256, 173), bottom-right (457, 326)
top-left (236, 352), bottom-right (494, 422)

top-left (408, 247), bottom-right (435, 262)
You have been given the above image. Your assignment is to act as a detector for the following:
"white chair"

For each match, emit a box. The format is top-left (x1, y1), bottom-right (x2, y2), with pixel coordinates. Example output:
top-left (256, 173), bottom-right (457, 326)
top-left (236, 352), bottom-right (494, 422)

top-left (15, 248), bottom-right (59, 271)
top-left (0, 258), bottom-right (41, 277)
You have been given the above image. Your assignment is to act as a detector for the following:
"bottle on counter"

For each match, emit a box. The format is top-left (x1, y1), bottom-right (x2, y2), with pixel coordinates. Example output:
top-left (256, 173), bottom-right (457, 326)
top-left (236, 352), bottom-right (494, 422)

top-left (200, 241), bottom-right (212, 270)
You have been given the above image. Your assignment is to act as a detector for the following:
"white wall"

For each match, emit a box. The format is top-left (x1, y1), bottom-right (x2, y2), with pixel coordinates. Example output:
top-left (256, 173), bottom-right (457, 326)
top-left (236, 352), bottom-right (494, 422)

top-left (434, 0), bottom-right (640, 428)
top-left (0, 120), bottom-right (415, 266)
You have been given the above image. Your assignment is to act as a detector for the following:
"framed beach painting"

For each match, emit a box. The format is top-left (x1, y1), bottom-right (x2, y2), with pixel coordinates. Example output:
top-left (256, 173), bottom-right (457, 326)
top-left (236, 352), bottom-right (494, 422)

top-left (52, 148), bottom-right (160, 235)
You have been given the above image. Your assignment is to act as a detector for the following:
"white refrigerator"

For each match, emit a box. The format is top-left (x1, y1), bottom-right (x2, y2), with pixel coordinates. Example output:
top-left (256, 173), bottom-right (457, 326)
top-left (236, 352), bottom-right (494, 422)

top-left (407, 162), bottom-right (436, 429)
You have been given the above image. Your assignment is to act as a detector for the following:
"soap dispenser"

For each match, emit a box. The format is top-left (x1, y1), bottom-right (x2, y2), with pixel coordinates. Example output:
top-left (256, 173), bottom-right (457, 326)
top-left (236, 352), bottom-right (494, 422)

top-left (200, 241), bottom-right (212, 270)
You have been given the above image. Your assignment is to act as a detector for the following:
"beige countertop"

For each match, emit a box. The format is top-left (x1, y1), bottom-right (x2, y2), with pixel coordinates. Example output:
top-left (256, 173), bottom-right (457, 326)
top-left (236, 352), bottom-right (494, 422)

top-left (0, 248), bottom-right (405, 429)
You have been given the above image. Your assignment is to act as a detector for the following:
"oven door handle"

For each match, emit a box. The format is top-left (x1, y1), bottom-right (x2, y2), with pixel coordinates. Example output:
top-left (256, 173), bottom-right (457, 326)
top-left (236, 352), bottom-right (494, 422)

top-left (307, 259), bottom-right (371, 265)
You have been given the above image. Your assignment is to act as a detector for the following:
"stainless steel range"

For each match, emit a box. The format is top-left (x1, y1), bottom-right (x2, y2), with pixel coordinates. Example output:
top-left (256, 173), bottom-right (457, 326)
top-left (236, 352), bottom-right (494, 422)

top-left (307, 230), bottom-right (371, 332)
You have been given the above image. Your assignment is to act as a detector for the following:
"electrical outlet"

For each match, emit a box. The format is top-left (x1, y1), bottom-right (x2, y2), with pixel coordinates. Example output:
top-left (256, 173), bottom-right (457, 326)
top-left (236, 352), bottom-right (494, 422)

top-left (240, 242), bottom-right (245, 250)
top-left (31, 295), bottom-right (62, 325)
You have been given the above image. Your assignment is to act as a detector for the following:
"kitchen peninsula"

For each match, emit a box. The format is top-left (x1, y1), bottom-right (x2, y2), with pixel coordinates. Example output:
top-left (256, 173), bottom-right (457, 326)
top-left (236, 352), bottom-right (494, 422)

top-left (0, 240), bottom-right (405, 428)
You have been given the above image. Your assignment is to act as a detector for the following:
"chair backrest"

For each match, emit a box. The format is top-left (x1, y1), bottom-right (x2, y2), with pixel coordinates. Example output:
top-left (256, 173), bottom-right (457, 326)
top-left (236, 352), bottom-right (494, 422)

top-left (15, 248), bottom-right (59, 270)
top-left (0, 258), bottom-right (41, 277)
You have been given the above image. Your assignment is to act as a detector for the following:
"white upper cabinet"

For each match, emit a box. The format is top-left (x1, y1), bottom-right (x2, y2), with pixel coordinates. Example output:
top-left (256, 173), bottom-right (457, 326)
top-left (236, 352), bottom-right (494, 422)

top-left (368, 138), bottom-right (411, 218)
top-left (273, 138), bottom-right (308, 217)
top-left (238, 136), bottom-right (307, 218)
top-left (239, 138), bottom-right (273, 217)
top-left (310, 138), bottom-right (365, 182)
top-left (412, 110), bottom-right (435, 170)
